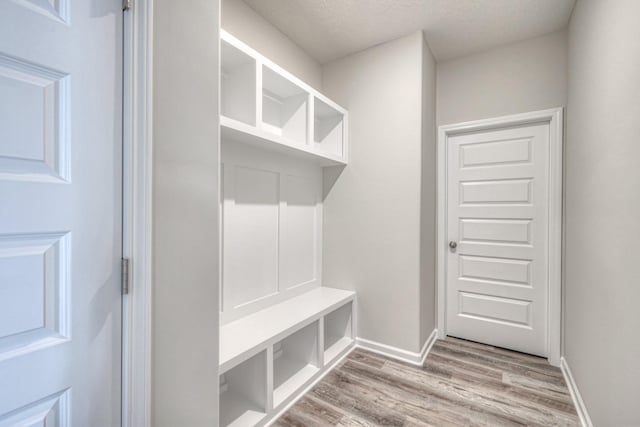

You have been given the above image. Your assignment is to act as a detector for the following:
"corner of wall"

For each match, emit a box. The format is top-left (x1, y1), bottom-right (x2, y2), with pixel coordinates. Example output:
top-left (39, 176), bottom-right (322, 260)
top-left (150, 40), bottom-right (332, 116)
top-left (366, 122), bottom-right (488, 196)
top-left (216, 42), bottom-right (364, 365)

top-left (321, 32), bottom-right (433, 355)
top-left (419, 31), bottom-right (438, 346)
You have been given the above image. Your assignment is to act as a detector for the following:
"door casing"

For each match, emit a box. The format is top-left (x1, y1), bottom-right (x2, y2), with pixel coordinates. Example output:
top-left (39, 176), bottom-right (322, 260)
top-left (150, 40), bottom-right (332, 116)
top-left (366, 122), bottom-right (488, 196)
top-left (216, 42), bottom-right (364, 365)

top-left (436, 108), bottom-right (563, 366)
top-left (121, 1), bottom-right (154, 426)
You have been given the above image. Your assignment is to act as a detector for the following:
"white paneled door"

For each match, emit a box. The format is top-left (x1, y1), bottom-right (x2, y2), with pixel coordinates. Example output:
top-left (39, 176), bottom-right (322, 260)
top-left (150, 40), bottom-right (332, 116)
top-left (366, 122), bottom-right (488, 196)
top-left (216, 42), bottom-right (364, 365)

top-left (0, 1), bottom-right (122, 425)
top-left (446, 123), bottom-right (550, 357)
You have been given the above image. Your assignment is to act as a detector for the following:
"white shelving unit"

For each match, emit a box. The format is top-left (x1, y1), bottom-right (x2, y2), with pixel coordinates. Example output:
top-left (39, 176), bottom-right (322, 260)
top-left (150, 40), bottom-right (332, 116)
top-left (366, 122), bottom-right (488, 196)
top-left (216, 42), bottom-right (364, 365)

top-left (219, 30), bottom-right (355, 427)
top-left (219, 287), bottom-right (355, 426)
top-left (221, 30), bottom-right (348, 166)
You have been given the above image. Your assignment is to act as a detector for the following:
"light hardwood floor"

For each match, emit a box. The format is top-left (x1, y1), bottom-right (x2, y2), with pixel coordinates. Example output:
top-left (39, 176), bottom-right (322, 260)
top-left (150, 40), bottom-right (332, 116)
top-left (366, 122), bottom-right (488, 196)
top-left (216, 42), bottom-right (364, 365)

top-left (274, 337), bottom-right (579, 426)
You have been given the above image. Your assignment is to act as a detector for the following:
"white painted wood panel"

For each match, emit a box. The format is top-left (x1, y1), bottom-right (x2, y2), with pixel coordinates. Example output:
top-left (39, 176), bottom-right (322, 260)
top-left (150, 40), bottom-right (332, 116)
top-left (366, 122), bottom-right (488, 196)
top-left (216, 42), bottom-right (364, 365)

top-left (459, 292), bottom-right (531, 326)
top-left (0, 0), bottom-right (122, 423)
top-left (280, 175), bottom-right (317, 290)
top-left (460, 137), bottom-right (531, 167)
top-left (459, 255), bottom-right (531, 285)
top-left (221, 141), bottom-right (322, 324)
top-left (460, 219), bottom-right (531, 244)
top-left (0, 233), bottom-right (67, 344)
top-left (447, 123), bottom-right (550, 357)
top-left (460, 179), bottom-right (532, 204)
top-left (223, 165), bottom-right (280, 310)
top-left (0, 54), bottom-right (69, 183)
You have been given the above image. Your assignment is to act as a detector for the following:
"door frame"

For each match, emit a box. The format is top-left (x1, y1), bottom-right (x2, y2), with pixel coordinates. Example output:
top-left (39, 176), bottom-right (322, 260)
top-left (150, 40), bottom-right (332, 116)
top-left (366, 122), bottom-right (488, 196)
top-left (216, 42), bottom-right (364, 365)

top-left (436, 108), bottom-right (563, 367)
top-left (122, 0), bottom-right (154, 426)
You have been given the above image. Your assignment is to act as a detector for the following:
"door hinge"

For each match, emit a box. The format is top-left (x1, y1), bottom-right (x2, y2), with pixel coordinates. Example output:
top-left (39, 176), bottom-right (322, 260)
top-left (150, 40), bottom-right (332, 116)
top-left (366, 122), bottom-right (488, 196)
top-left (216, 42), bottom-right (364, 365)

top-left (121, 258), bottom-right (130, 295)
top-left (123, 0), bottom-right (133, 11)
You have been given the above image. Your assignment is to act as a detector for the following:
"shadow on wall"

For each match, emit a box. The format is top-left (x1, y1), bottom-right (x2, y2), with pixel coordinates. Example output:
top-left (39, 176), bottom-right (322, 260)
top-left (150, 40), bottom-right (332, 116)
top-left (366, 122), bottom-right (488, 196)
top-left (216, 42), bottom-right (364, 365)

top-left (323, 165), bottom-right (346, 200)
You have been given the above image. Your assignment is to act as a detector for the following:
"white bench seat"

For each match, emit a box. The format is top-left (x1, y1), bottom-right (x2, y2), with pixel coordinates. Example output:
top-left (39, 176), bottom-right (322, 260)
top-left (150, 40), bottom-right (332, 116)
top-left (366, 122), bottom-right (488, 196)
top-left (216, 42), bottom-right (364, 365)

top-left (220, 286), bottom-right (355, 373)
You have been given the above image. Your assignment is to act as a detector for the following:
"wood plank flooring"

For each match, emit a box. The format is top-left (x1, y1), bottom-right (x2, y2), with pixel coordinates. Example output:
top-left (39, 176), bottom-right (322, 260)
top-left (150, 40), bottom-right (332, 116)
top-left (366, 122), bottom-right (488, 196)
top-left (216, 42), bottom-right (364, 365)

top-left (274, 337), bottom-right (579, 426)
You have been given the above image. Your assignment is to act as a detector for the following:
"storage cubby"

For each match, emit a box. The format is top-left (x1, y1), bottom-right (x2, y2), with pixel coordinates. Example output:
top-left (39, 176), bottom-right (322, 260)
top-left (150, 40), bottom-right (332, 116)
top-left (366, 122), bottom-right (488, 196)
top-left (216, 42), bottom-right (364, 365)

top-left (314, 97), bottom-right (345, 158)
top-left (273, 321), bottom-right (320, 407)
top-left (220, 31), bottom-right (348, 166)
top-left (324, 302), bottom-right (353, 363)
top-left (221, 39), bottom-right (256, 126)
top-left (219, 29), bottom-right (354, 426)
top-left (262, 65), bottom-right (309, 144)
top-left (219, 351), bottom-right (267, 427)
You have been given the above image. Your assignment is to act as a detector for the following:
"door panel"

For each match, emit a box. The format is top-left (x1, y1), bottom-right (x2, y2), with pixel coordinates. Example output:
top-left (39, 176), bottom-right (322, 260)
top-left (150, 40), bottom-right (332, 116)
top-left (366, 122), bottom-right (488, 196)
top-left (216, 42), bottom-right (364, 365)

top-left (460, 179), bottom-right (532, 204)
top-left (0, 0), bottom-right (122, 425)
top-left (446, 124), bottom-right (549, 357)
top-left (458, 292), bottom-right (531, 327)
top-left (460, 218), bottom-right (531, 244)
top-left (459, 255), bottom-right (531, 285)
top-left (459, 137), bottom-right (531, 167)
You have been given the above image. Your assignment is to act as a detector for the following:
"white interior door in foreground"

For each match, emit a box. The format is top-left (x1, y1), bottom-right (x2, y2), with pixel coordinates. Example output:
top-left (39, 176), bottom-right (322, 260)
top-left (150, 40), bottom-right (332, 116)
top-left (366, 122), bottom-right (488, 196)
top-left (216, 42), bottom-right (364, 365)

top-left (446, 123), bottom-right (550, 357)
top-left (0, 0), bottom-right (122, 425)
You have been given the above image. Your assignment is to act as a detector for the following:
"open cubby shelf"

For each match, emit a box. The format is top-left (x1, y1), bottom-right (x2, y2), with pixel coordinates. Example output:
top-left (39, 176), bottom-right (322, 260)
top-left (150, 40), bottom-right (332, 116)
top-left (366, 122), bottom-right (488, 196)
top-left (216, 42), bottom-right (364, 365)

top-left (324, 302), bottom-right (354, 364)
top-left (219, 287), bottom-right (355, 426)
top-left (273, 322), bottom-right (320, 407)
top-left (221, 39), bottom-right (256, 126)
top-left (220, 30), bottom-right (348, 166)
top-left (314, 97), bottom-right (345, 158)
top-left (262, 65), bottom-right (309, 144)
top-left (219, 351), bottom-right (268, 427)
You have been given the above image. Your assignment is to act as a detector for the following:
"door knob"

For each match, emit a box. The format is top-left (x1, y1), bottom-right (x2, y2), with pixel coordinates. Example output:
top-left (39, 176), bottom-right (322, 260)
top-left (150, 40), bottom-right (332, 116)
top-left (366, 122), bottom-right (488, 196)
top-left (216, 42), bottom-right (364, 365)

top-left (449, 241), bottom-right (457, 250)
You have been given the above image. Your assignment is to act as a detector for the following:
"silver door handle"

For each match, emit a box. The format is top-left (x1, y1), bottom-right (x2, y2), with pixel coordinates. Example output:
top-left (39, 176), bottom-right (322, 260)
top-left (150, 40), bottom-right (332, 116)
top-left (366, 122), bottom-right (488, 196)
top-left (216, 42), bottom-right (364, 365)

top-left (449, 241), bottom-right (457, 249)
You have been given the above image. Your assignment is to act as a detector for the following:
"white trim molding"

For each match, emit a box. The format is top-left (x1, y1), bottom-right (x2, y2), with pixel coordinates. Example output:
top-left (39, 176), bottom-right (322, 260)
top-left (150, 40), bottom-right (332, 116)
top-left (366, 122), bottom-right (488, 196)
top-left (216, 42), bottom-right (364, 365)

top-left (437, 108), bottom-right (564, 367)
top-left (560, 357), bottom-right (593, 427)
top-left (356, 329), bottom-right (438, 366)
top-left (122, 0), bottom-right (154, 426)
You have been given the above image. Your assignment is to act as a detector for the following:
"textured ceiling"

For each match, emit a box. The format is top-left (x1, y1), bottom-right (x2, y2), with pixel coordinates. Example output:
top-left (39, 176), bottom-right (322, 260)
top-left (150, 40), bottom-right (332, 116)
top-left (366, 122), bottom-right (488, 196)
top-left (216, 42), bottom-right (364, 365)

top-left (242, 0), bottom-right (576, 63)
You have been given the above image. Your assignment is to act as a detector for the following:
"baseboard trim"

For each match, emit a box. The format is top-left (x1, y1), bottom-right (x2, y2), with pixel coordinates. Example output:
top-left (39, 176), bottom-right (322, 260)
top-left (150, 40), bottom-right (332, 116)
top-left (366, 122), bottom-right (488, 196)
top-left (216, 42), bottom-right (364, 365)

top-left (355, 329), bottom-right (438, 366)
top-left (560, 357), bottom-right (593, 427)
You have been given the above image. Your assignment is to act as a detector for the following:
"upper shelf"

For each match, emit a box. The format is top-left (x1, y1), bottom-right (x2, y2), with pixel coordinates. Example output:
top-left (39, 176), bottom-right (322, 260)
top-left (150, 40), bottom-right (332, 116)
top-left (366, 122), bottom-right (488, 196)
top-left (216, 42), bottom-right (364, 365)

top-left (221, 30), bottom-right (348, 166)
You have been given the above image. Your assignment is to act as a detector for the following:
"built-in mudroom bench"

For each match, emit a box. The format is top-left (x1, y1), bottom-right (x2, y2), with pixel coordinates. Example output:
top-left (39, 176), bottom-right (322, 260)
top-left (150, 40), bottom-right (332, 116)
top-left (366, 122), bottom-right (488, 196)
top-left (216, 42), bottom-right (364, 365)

top-left (219, 30), bottom-right (354, 427)
top-left (219, 288), bottom-right (355, 427)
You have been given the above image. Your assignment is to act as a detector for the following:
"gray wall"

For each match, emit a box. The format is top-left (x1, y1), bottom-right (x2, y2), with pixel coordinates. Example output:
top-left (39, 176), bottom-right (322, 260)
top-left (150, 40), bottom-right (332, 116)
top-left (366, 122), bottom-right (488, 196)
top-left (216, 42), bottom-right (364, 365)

top-left (322, 32), bottom-right (435, 353)
top-left (221, 0), bottom-right (322, 89)
top-left (437, 30), bottom-right (568, 126)
top-left (420, 34), bottom-right (438, 345)
top-left (565, 1), bottom-right (640, 425)
top-left (152, 1), bottom-right (220, 425)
